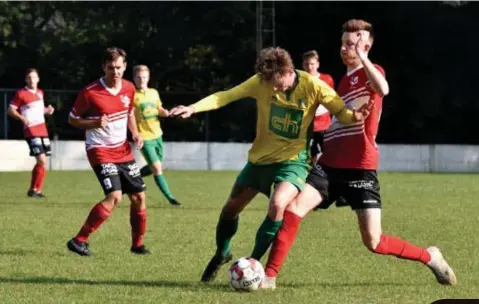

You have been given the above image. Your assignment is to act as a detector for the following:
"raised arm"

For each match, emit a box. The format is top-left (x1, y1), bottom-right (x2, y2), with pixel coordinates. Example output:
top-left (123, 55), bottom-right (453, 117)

top-left (169, 75), bottom-right (258, 119)
top-left (356, 33), bottom-right (389, 96)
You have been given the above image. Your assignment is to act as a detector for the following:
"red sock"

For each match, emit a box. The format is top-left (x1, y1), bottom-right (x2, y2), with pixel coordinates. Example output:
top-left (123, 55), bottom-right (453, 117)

top-left (30, 164), bottom-right (45, 192)
top-left (130, 207), bottom-right (147, 248)
top-left (265, 211), bottom-right (303, 277)
top-left (75, 203), bottom-right (111, 243)
top-left (34, 164), bottom-right (46, 192)
top-left (374, 234), bottom-right (431, 264)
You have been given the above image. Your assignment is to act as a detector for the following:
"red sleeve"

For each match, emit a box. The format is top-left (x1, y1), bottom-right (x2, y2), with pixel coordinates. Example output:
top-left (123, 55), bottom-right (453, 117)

top-left (326, 75), bottom-right (335, 89)
top-left (39, 89), bottom-right (45, 103)
top-left (9, 91), bottom-right (23, 109)
top-left (70, 90), bottom-right (90, 119)
top-left (128, 84), bottom-right (135, 115)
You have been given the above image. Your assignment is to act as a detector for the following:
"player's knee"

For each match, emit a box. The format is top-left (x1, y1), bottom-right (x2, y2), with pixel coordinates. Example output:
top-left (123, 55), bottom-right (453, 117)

top-left (269, 200), bottom-right (286, 217)
top-left (105, 191), bottom-right (122, 206)
top-left (220, 204), bottom-right (240, 220)
top-left (130, 192), bottom-right (146, 209)
top-left (152, 165), bottom-right (162, 175)
top-left (36, 155), bottom-right (47, 166)
top-left (285, 198), bottom-right (300, 214)
top-left (271, 191), bottom-right (292, 211)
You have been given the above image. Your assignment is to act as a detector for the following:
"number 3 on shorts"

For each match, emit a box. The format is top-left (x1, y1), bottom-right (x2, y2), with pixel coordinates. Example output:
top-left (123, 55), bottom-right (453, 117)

top-left (103, 178), bottom-right (112, 190)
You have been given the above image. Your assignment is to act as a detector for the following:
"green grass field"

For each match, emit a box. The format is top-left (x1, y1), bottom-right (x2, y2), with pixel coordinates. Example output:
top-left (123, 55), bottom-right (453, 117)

top-left (0, 170), bottom-right (478, 303)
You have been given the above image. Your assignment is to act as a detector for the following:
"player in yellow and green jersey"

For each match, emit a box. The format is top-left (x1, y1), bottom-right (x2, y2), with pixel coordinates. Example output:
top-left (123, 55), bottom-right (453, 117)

top-left (170, 47), bottom-right (368, 282)
top-left (133, 65), bottom-right (181, 206)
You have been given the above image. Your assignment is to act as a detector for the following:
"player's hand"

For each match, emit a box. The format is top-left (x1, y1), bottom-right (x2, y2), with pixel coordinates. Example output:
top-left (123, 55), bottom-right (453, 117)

top-left (98, 114), bottom-right (109, 129)
top-left (352, 104), bottom-right (371, 122)
top-left (161, 108), bottom-right (170, 117)
top-left (169, 105), bottom-right (195, 119)
top-left (45, 105), bottom-right (55, 115)
top-left (355, 32), bottom-right (368, 61)
top-left (21, 116), bottom-right (30, 126)
top-left (133, 133), bottom-right (144, 150)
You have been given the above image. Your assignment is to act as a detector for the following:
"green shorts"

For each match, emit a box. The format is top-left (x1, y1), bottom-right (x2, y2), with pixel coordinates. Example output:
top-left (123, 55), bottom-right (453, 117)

top-left (141, 137), bottom-right (164, 165)
top-left (236, 161), bottom-right (310, 197)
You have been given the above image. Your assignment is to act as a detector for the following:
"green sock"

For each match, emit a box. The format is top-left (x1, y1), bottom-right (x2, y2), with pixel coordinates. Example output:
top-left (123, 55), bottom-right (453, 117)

top-left (154, 174), bottom-right (175, 201)
top-left (215, 217), bottom-right (239, 258)
top-left (251, 216), bottom-right (283, 260)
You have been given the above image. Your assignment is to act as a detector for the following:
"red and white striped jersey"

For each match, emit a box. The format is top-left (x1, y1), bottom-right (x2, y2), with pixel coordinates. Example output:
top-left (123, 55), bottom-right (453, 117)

top-left (70, 78), bottom-right (136, 166)
top-left (9, 87), bottom-right (48, 138)
top-left (313, 73), bottom-right (335, 132)
top-left (319, 64), bottom-right (385, 170)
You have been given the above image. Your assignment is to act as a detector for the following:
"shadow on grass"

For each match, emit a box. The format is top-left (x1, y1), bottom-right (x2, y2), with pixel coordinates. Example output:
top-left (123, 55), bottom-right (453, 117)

top-left (280, 281), bottom-right (428, 288)
top-left (0, 249), bottom-right (77, 257)
top-left (0, 201), bottom-right (268, 213)
top-left (0, 249), bottom-right (37, 256)
top-left (0, 276), bottom-right (234, 292)
top-left (0, 276), bottom-right (425, 290)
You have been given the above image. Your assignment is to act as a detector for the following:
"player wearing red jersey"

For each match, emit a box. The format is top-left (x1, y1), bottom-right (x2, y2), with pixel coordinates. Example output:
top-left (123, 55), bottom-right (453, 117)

top-left (261, 19), bottom-right (456, 289)
top-left (302, 50), bottom-right (335, 164)
top-left (8, 68), bottom-right (55, 198)
top-left (66, 47), bottom-right (150, 256)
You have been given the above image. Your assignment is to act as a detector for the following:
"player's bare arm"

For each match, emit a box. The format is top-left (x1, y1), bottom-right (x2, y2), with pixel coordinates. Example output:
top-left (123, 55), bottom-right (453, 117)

top-left (7, 107), bottom-right (29, 125)
top-left (356, 32), bottom-right (389, 96)
top-left (158, 105), bottom-right (170, 117)
top-left (68, 114), bottom-right (109, 130)
top-left (127, 112), bottom-right (143, 150)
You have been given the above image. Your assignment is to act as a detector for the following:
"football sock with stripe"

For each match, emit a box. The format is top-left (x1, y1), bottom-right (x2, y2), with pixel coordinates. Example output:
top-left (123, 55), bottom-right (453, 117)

top-left (154, 174), bottom-right (175, 201)
top-left (251, 215), bottom-right (283, 260)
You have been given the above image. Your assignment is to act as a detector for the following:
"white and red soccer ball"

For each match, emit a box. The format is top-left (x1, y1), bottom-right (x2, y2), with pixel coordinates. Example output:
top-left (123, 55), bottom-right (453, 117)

top-left (228, 257), bottom-right (265, 291)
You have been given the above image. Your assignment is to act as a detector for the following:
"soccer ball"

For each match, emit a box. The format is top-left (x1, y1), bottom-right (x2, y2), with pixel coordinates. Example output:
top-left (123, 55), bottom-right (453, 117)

top-left (228, 257), bottom-right (265, 292)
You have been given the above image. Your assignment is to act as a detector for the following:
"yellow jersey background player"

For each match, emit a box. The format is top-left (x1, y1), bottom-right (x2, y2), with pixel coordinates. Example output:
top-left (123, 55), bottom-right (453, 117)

top-left (133, 65), bottom-right (181, 206)
top-left (170, 46), bottom-right (368, 282)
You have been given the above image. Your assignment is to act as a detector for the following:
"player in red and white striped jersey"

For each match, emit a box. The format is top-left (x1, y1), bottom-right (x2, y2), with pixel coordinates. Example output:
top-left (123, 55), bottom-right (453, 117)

top-left (66, 47), bottom-right (150, 257)
top-left (301, 50), bottom-right (335, 165)
top-left (261, 19), bottom-right (456, 289)
top-left (8, 68), bottom-right (55, 198)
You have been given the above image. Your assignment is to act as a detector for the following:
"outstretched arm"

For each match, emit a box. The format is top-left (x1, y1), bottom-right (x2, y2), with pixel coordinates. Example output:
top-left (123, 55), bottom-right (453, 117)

top-left (169, 75), bottom-right (258, 119)
top-left (356, 33), bottom-right (389, 96)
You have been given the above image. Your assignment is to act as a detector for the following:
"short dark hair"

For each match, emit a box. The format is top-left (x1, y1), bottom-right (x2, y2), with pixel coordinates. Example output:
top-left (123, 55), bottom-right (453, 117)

top-left (103, 47), bottom-right (127, 64)
top-left (302, 50), bottom-right (319, 62)
top-left (25, 68), bottom-right (39, 77)
top-left (254, 47), bottom-right (294, 82)
top-left (342, 19), bottom-right (374, 42)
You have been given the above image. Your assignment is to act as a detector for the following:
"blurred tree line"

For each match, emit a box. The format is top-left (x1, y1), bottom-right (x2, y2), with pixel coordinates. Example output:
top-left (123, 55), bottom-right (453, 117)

top-left (0, 1), bottom-right (477, 144)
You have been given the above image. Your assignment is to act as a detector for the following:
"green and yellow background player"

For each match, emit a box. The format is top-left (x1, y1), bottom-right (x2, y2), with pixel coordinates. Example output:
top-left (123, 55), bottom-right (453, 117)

top-left (170, 47), bottom-right (368, 282)
top-left (133, 65), bottom-right (181, 206)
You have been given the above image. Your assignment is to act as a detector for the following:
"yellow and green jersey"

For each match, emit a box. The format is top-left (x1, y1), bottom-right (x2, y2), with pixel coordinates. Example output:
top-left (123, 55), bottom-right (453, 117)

top-left (192, 70), bottom-right (357, 164)
top-left (134, 88), bottom-right (163, 140)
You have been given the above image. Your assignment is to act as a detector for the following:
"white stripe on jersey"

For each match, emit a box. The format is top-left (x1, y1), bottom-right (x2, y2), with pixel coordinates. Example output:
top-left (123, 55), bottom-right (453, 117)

top-left (19, 100), bottom-right (45, 127)
top-left (324, 129), bottom-right (364, 142)
top-left (85, 110), bottom-right (129, 149)
top-left (342, 86), bottom-right (367, 100)
top-left (325, 85), bottom-right (371, 140)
